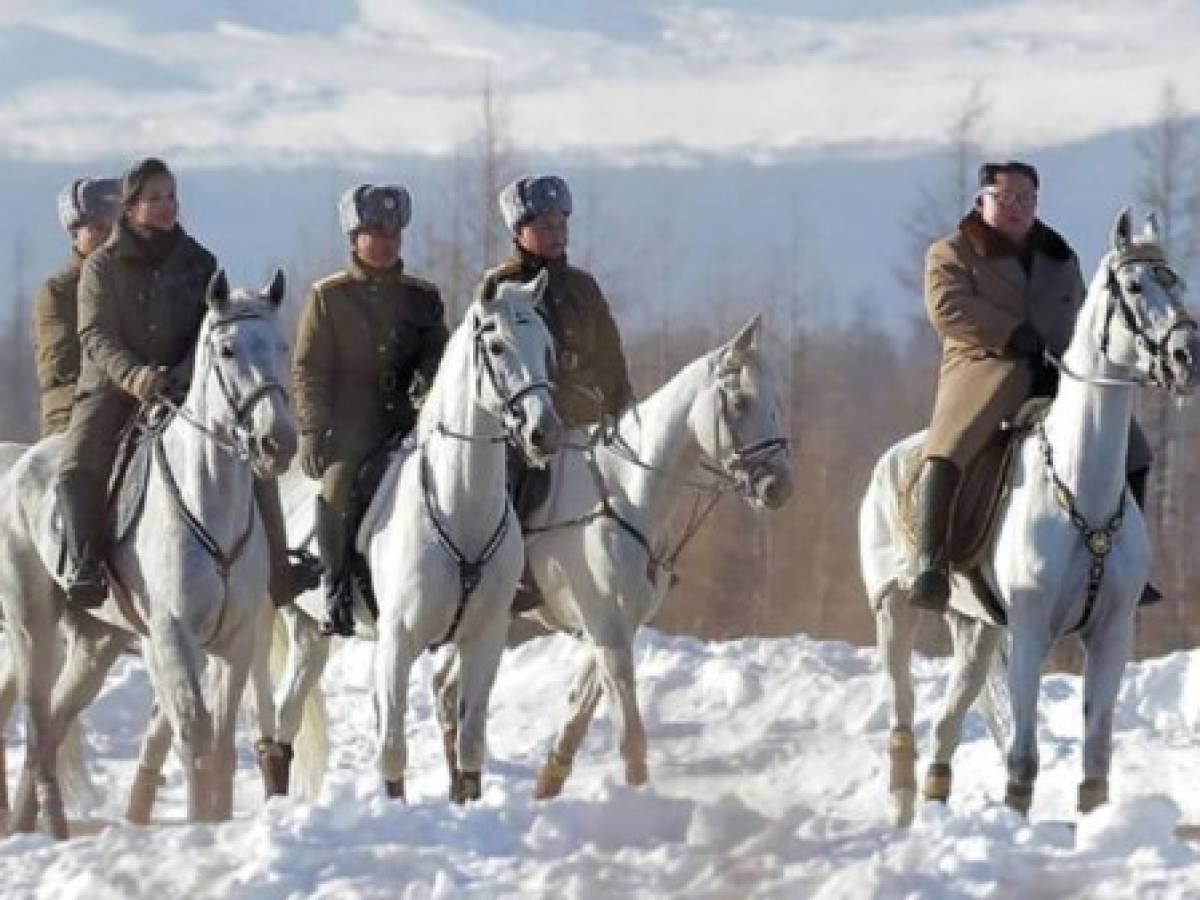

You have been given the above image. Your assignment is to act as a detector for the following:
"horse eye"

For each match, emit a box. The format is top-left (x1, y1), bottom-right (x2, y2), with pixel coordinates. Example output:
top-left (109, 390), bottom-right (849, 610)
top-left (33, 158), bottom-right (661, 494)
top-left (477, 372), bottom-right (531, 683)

top-left (731, 393), bottom-right (750, 413)
top-left (1125, 278), bottom-right (1143, 295)
top-left (219, 343), bottom-right (235, 359)
top-left (489, 341), bottom-right (505, 356)
top-left (1157, 267), bottom-right (1179, 290)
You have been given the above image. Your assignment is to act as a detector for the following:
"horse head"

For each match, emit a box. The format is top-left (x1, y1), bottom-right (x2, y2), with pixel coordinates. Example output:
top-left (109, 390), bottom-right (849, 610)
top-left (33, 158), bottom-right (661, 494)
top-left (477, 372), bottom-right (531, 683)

top-left (691, 315), bottom-right (793, 510)
top-left (192, 268), bottom-right (296, 477)
top-left (470, 270), bottom-right (563, 467)
top-left (1097, 207), bottom-right (1199, 395)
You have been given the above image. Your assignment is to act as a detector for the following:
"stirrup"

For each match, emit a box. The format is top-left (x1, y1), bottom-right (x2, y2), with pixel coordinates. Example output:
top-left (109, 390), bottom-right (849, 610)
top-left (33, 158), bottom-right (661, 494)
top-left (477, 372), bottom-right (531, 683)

top-left (66, 564), bottom-right (108, 609)
top-left (288, 547), bottom-right (323, 589)
top-left (319, 592), bottom-right (355, 637)
top-left (910, 567), bottom-right (950, 612)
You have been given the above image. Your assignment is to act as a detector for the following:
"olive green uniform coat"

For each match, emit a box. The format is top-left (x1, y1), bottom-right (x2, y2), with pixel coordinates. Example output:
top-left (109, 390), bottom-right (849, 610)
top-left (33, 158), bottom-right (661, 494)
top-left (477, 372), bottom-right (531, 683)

top-left (31, 251), bottom-right (84, 436)
top-left (293, 256), bottom-right (448, 516)
top-left (477, 247), bottom-right (633, 427)
top-left (62, 221), bottom-right (217, 483)
top-left (923, 211), bottom-right (1151, 472)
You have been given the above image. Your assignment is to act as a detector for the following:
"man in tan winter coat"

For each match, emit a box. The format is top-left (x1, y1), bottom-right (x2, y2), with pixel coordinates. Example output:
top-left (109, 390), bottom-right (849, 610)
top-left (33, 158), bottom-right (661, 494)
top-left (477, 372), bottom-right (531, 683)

top-left (912, 160), bottom-right (1154, 612)
top-left (32, 177), bottom-right (119, 436)
top-left (293, 183), bottom-right (448, 636)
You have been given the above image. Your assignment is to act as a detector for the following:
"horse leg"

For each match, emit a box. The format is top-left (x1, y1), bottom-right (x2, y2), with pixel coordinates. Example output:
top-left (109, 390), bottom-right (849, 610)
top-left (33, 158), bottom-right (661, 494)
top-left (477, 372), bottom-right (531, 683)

top-left (207, 629), bottom-right (254, 822)
top-left (449, 611), bottom-right (508, 804)
top-left (1078, 613), bottom-right (1134, 814)
top-left (374, 622), bottom-right (415, 800)
top-left (7, 589), bottom-right (66, 837)
top-left (875, 585), bottom-right (918, 827)
top-left (926, 612), bottom-right (1001, 805)
top-left (127, 703), bottom-right (172, 825)
top-left (534, 652), bottom-right (601, 800)
top-left (432, 649), bottom-right (461, 785)
top-left (0, 653), bottom-right (18, 833)
top-left (269, 606), bottom-right (331, 798)
top-left (1004, 618), bottom-right (1050, 815)
top-left (144, 617), bottom-right (214, 823)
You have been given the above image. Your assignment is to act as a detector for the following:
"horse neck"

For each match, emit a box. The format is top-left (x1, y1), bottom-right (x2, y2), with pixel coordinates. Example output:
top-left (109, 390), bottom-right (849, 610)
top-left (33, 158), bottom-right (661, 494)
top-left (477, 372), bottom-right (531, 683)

top-left (1044, 280), bottom-right (1134, 518)
top-left (607, 356), bottom-right (709, 529)
top-left (422, 347), bottom-right (508, 546)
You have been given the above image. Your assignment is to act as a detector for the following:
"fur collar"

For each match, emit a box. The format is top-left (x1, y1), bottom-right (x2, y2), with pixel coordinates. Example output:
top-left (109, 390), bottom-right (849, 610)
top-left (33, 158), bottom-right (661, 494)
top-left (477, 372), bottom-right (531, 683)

top-left (958, 209), bottom-right (1074, 261)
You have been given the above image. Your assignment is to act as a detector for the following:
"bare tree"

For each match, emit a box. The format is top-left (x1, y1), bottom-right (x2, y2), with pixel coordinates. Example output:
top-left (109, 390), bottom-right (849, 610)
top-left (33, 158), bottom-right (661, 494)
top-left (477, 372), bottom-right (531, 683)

top-left (1135, 80), bottom-right (1200, 644)
top-left (893, 82), bottom-right (990, 296)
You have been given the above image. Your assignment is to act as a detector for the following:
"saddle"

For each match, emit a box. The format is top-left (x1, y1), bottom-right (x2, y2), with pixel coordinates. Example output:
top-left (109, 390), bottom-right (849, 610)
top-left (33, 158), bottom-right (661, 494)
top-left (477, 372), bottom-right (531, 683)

top-left (900, 398), bottom-right (1051, 570)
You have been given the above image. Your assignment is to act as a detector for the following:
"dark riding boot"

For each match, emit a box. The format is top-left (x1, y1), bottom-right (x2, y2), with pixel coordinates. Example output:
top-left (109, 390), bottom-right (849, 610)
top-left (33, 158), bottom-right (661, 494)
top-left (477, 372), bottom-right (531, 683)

top-left (253, 477), bottom-right (321, 608)
top-left (55, 469), bottom-right (108, 608)
top-left (910, 457), bottom-right (961, 613)
top-left (316, 496), bottom-right (355, 637)
top-left (1128, 469), bottom-right (1163, 606)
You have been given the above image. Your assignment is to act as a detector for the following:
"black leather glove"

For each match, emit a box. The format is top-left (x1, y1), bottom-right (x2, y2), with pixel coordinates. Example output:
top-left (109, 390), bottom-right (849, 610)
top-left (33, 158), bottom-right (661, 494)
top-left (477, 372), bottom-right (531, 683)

top-left (299, 431), bottom-right (329, 480)
top-left (1007, 323), bottom-right (1044, 359)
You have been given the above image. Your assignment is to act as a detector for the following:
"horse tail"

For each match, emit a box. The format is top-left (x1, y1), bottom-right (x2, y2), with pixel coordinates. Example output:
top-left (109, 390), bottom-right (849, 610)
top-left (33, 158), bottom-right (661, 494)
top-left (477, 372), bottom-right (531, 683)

top-left (268, 611), bottom-right (330, 800)
top-left (860, 431), bottom-right (924, 608)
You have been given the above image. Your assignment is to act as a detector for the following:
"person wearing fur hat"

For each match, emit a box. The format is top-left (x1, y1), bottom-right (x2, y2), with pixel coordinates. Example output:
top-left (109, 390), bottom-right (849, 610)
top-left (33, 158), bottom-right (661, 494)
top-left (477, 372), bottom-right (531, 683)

top-left (911, 160), bottom-right (1155, 613)
top-left (478, 174), bottom-right (634, 524)
top-left (293, 183), bottom-right (448, 636)
top-left (32, 176), bottom-right (119, 436)
top-left (55, 157), bottom-right (318, 609)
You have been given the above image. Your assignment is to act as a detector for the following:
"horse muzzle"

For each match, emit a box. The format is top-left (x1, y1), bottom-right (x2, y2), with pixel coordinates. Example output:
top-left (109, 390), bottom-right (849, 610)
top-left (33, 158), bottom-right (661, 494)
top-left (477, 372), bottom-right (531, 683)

top-left (518, 407), bottom-right (564, 469)
top-left (249, 427), bottom-right (297, 478)
top-left (1163, 325), bottom-right (1200, 396)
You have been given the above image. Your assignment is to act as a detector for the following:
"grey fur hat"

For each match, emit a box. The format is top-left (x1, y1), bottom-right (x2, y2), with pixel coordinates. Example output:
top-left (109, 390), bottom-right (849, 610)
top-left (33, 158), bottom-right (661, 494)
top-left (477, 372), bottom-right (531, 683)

top-left (498, 175), bottom-right (572, 233)
top-left (338, 184), bottom-right (412, 236)
top-left (57, 177), bottom-right (120, 232)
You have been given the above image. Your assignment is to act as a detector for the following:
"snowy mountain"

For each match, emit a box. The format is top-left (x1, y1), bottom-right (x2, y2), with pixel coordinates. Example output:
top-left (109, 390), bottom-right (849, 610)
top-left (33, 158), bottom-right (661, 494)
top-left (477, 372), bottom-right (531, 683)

top-left (3, 629), bottom-right (1200, 897)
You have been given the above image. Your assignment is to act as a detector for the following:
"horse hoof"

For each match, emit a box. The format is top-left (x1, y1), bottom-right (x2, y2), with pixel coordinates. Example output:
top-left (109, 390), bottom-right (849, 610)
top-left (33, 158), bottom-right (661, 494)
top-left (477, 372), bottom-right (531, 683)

top-left (533, 751), bottom-right (572, 801)
top-left (1078, 777), bottom-right (1108, 814)
top-left (1004, 779), bottom-right (1034, 816)
top-left (255, 740), bottom-right (293, 798)
top-left (450, 770), bottom-right (482, 804)
top-left (384, 778), bottom-right (405, 801)
top-left (923, 763), bottom-right (952, 803)
top-left (625, 758), bottom-right (649, 787)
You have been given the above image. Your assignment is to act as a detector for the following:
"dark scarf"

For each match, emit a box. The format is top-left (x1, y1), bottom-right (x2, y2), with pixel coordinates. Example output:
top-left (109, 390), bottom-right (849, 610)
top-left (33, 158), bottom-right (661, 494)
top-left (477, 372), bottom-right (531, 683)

top-left (958, 209), bottom-right (1074, 262)
top-left (124, 221), bottom-right (183, 267)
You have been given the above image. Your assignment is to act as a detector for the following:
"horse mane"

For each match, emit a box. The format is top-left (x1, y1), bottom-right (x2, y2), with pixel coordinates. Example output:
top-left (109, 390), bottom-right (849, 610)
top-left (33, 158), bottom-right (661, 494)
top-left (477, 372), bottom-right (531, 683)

top-left (415, 301), bottom-right (477, 441)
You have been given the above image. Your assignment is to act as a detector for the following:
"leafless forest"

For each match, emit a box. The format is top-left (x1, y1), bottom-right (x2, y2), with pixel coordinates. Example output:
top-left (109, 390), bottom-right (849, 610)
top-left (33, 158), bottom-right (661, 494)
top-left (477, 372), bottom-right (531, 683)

top-left (3, 84), bottom-right (1200, 664)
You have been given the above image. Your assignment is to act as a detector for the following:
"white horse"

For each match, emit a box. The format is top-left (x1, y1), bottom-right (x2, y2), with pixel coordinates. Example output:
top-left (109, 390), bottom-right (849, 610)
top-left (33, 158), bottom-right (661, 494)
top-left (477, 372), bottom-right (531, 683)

top-left (0, 270), bottom-right (295, 837)
top-left (441, 315), bottom-right (792, 799)
top-left (860, 210), bottom-right (1199, 827)
top-left (207, 274), bottom-right (560, 805)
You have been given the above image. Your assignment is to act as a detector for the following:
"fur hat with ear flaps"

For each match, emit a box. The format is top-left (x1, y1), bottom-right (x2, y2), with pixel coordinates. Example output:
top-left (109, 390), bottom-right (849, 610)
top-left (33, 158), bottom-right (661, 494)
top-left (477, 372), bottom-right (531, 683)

top-left (57, 177), bottom-right (120, 231)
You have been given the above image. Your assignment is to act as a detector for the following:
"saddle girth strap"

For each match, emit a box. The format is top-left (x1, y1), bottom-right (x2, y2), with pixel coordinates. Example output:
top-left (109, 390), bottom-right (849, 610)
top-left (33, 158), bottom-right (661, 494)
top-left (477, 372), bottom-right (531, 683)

top-left (421, 449), bottom-right (512, 650)
top-left (153, 437), bottom-right (257, 581)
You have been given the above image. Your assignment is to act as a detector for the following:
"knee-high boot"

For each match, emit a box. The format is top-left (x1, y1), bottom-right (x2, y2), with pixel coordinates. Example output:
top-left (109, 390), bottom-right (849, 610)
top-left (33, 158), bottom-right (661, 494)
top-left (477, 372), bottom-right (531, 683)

top-left (253, 477), bottom-right (321, 608)
top-left (55, 468), bottom-right (108, 608)
top-left (910, 457), bottom-right (962, 613)
top-left (315, 496), bottom-right (355, 636)
top-left (1127, 469), bottom-right (1163, 606)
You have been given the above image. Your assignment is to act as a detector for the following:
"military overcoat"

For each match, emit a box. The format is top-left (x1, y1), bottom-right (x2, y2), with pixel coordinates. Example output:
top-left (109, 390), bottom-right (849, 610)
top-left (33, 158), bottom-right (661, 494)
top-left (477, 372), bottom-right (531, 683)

top-left (478, 247), bottom-right (633, 428)
top-left (292, 257), bottom-right (448, 448)
top-left (32, 251), bottom-right (84, 436)
top-left (923, 210), bottom-right (1151, 471)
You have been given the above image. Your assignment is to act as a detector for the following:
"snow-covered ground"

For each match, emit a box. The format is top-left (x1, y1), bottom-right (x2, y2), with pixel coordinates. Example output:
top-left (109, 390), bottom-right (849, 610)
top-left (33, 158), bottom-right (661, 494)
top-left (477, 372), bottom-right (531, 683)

top-left (3, 627), bottom-right (1200, 898)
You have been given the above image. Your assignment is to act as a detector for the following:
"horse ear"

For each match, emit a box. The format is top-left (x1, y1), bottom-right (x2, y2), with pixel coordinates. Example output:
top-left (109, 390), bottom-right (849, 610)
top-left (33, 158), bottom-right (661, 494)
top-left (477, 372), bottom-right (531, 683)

top-left (265, 268), bottom-right (286, 306)
top-left (530, 268), bottom-right (550, 304)
top-left (719, 314), bottom-right (761, 373)
top-left (207, 268), bottom-right (230, 312)
top-left (1111, 207), bottom-right (1132, 252)
top-left (1143, 212), bottom-right (1162, 244)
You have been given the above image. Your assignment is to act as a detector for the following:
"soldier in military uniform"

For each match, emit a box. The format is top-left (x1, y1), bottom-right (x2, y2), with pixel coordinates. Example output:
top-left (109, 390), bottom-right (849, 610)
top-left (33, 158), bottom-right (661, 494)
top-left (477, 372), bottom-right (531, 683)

top-left (912, 160), bottom-right (1154, 613)
top-left (478, 174), bottom-right (634, 520)
top-left (293, 184), bottom-right (449, 637)
top-left (32, 176), bottom-right (120, 437)
top-left (56, 157), bottom-right (318, 609)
